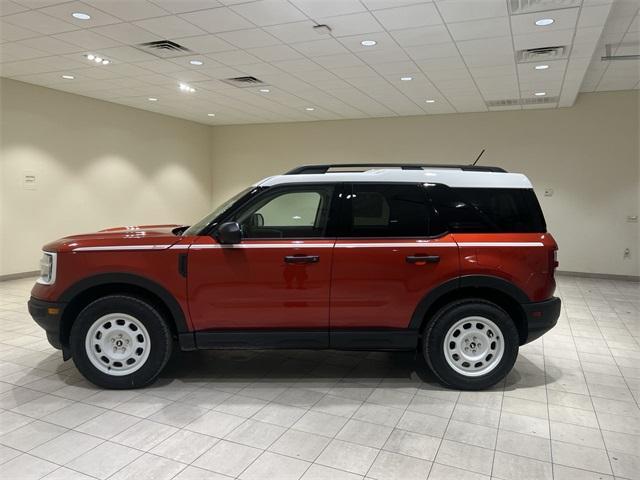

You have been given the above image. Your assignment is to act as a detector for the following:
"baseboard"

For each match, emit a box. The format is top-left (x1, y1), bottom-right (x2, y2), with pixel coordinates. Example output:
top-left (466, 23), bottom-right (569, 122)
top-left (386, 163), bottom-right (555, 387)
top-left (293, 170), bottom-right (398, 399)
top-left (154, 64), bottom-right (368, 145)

top-left (0, 271), bottom-right (38, 282)
top-left (557, 270), bottom-right (640, 282)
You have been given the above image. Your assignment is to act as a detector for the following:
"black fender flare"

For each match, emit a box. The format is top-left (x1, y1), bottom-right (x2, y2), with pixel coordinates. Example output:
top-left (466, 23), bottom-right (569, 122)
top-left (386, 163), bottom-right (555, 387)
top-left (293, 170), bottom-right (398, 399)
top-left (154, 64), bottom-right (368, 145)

top-left (59, 273), bottom-right (189, 333)
top-left (409, 275), bottom-right (530, 330)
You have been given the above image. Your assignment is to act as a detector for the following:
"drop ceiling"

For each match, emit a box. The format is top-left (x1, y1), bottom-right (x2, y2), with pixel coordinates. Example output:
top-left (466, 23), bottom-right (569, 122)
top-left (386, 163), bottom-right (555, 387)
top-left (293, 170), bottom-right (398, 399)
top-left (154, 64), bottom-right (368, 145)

top-left (0, 0), bottom-right (638, 125)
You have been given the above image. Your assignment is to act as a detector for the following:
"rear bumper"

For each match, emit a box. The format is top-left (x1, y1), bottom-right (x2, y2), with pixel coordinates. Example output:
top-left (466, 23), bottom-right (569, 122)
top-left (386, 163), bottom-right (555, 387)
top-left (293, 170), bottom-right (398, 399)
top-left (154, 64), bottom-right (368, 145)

top-left (522, 296), bottom-right (561, 344)
top-left (28, 297), bottom-right (66, 350)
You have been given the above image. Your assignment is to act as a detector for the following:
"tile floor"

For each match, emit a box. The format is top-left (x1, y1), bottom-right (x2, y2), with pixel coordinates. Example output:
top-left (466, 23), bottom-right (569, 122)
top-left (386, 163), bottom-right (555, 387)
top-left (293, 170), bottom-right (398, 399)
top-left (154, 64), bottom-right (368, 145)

top-left (0, 274), bottom-right (638, 480)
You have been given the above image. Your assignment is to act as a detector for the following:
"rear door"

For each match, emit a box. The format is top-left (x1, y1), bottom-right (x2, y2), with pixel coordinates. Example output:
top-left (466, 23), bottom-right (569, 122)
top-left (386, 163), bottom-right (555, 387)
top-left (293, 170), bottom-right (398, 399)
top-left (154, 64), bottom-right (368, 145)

top-left (329, 183), bottom-right (459, 334)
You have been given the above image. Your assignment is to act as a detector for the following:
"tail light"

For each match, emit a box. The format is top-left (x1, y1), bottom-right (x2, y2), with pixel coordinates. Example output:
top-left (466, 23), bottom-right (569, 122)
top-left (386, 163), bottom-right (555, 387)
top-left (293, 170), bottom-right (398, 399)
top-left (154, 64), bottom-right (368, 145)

top-left (549, 248), bottom-right (559, 271)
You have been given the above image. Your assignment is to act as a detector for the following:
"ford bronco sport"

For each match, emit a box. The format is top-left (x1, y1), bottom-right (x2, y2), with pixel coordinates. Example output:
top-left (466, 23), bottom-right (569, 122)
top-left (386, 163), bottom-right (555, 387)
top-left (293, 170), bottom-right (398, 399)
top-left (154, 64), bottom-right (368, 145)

top-left (29, 164), bottom-right (560, 390)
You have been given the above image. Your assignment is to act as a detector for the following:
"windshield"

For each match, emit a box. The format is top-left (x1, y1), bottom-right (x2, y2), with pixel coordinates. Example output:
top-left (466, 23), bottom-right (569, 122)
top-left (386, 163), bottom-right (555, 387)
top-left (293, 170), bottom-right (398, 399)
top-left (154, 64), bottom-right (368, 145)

top-left (183, 187), bottom-right (256, 236)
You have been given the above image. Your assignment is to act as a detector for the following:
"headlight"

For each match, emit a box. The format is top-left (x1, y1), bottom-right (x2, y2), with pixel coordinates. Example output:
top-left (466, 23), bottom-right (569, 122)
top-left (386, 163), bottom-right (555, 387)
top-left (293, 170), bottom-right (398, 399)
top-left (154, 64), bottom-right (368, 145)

top-left (37, 252), bottom-right (57, 285)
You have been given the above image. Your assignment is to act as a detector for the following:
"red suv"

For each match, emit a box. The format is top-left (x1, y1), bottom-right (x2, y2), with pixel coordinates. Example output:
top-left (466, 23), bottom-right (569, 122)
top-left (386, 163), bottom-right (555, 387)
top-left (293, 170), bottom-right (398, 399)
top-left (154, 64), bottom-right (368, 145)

top-left (29, 164), bottom-right (560, 390)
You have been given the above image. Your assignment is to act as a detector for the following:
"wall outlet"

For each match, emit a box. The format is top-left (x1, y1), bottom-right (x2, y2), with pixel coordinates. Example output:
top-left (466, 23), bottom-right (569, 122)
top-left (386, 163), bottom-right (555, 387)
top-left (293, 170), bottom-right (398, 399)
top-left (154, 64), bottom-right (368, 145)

top-left (544, 188), bottom-right (553, 197)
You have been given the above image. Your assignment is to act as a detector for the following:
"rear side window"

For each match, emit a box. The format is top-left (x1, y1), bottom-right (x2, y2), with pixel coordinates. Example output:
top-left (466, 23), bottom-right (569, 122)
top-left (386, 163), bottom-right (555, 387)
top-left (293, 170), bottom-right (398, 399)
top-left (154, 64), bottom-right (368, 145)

top-left (428, 185), bottom-right (546, 233)
top-left (344, 184), bottom-right (431, 237)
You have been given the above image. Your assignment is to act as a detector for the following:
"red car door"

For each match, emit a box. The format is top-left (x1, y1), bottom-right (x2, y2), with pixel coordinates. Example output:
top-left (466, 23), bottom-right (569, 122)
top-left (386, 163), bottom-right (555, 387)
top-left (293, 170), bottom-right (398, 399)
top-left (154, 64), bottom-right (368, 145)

top-left (187, 184), bottom-right (337, 345)
top-left (330, 183), bottom-right (459, 334)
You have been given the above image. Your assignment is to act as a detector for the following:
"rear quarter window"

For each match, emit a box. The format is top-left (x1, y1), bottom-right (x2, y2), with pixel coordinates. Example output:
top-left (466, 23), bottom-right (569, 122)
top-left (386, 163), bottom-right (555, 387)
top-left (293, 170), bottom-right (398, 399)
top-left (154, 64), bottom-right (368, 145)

top-left (428, 185), bottom-right (546, 233)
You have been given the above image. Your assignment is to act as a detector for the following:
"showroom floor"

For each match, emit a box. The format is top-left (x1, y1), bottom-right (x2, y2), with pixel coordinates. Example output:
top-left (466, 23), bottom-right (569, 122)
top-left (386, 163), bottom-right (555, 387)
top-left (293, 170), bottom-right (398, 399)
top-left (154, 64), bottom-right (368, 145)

top-left (0, 275), bottom-right (638, 480)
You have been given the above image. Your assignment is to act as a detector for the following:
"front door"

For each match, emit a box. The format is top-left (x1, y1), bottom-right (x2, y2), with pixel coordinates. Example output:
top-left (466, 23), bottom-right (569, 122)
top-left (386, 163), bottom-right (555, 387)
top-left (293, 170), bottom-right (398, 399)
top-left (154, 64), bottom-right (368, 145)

top-left (188, 184), bottom-right (337, 343)
top-left (330, 183), bottom-right (460, 333)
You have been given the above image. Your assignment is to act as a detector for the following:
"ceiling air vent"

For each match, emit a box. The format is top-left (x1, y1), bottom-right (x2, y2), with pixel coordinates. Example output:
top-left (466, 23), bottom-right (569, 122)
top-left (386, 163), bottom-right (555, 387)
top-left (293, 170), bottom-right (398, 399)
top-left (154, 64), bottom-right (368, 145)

top-left (221, 76), bottom-right (266, 88)
top-left (517, 46), bottom-right (567, 63)
top-left (136, 40), bottom-right (191, 59)
top-left (509, 0), bottom-right (581, 14)
top-left (486, 97), bottom-right (558, 108)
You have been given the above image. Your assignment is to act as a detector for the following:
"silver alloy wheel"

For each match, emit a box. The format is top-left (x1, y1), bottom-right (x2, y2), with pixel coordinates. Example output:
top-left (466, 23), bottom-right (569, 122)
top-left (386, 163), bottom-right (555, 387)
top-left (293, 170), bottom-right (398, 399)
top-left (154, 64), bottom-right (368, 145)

top-left (443, 316), bottom-right (505, 377)
top-left (85, 313), bottom-right (151, 376)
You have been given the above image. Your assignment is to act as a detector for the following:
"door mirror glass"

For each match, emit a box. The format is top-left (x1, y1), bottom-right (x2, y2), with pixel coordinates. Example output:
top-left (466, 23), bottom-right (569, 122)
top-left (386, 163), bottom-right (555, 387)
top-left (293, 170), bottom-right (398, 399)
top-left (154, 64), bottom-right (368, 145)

top-left (216, 221), bottom-right (242, 244)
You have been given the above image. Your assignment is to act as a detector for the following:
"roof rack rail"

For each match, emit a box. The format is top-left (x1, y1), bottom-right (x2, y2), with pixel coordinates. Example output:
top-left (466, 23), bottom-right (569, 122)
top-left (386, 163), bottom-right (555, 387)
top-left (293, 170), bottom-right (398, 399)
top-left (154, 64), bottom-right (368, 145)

top-left (285, 163), bottom-right (507, 175)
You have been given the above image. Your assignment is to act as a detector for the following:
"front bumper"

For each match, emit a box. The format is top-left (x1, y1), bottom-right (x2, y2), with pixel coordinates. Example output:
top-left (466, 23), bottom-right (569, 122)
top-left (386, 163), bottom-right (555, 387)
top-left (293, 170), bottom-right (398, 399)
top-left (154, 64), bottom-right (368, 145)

top-left (28, 297), bottom-right (66, 350)
top-left (522, 296), bottom-right (561, 344)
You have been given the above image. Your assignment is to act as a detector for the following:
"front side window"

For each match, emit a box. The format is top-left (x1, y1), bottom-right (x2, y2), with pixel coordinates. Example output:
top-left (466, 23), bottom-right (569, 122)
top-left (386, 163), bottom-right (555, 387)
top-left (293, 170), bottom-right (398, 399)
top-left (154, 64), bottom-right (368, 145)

top-left (234, 186), bottom-right (334, 238)
top-left (344, 184), bottom-right (431, 237)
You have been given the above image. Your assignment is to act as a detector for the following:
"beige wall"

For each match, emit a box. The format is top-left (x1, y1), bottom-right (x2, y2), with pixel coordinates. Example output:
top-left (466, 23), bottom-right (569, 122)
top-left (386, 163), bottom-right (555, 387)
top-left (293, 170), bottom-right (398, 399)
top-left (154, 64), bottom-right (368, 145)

top-left (1, 80), bottom-right (637, 278)
top-left (211, 91), bottom-right (640, 277)
top-left (0, 79), bottom-right (212, 276)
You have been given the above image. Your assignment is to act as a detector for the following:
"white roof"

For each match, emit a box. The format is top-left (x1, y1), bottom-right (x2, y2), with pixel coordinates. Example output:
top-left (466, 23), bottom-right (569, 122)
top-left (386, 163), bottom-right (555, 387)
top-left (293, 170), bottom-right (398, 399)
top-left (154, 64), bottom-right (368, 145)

top-left (256, 168), bottom-right (533, 189)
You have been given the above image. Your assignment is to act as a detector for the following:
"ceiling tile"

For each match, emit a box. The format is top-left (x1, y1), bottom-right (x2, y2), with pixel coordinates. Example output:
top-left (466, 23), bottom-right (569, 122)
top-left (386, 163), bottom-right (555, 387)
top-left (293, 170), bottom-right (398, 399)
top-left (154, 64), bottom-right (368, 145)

top-left (0, 20), bottom-right (39, 41)
top-left (404, 42), bottom-right (459, 60)
top-left (448, 16), bottom-right (510, 41)
top-left (230, 0), bottom-right (306, 26)
top-left (207, 49), bottom-right (262, 66)
top-left (357, 46), bottom-right (410, 64)
top-left (291, 38), bottom-right (348, 57)
top-left (16, 35), bottom-right (82, 55)
top-left (85, 0), bottom-right (168, 21)
top-left (316, 12), bottom-right (383, 37)
top-left (99, 45), bottom-right (159, 62)
top-left (264, 20), bottom-right (323, 43)
top-left (173, 34), bottom-right (235, 54)
top-left (436, 0), bottom-right (507, 23)
top-left (510, 7), bottom-right (579, 35)
top-left (313, 53), bottom-right (365, 69)
top-left (0, 42), bottom-right (48, 61)
top-left (151, 0), bottom-right (223, 14)
top-left (372, 3), bottom-right (441, 30)
top-left (246, 44), bottom-right (304, 62)
top-left (336, 32), bottom-right (396, 52)
top-left (90, 23), bottom-right (162, 44)
top-left (513, 28), bottom-right (575, 51)
top-left (457, 36), bottom-right (514, 57)
top-left (290, 0), bottom-right (366, 18)
top-left (388, 24), bottom-right (451, 47)
top-left (362, 0), bottom-right (431, 10)
top-left (134, 15), bottom-right (206, 38)
top-left (3, 10), bottom-right (78, 35)
top-left (52, 29), bottom-right (122, 49)
top-left (40, 1), bottom-right (121, 27)
top-left (179, 7), bottom-right (254, 33)
top-left (217, 28), bottom-right (281, 49)
top-left (0, 1), bottom-right (29, 16)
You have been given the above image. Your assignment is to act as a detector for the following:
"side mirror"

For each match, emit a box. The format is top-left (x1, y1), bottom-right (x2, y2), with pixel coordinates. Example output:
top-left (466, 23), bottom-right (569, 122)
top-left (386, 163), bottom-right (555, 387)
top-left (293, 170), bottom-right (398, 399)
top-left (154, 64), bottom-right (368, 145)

top-left (216, 222), bottom-right (242, 244)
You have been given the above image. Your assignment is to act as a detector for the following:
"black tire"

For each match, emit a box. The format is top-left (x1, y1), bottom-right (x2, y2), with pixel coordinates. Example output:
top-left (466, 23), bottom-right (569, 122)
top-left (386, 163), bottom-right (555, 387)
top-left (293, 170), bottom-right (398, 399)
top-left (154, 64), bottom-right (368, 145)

top-left (423, 299), bottom-right (519, 390)
top-left (70, 295), bottom-right (172, 389)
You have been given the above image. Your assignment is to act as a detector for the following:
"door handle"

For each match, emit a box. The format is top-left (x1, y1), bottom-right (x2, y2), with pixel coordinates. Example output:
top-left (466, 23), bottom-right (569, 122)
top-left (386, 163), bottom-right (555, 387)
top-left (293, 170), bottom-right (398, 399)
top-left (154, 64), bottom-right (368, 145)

top-left (284, 255), bottom-right (320, 264)
top-left (406, 255), bottom-right (440, 264)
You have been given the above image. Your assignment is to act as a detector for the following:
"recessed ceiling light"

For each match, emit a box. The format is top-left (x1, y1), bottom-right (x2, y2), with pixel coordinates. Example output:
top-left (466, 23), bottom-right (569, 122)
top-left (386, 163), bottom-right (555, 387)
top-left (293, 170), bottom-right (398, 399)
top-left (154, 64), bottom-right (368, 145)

top-left (94, 57), bottom-right (103, 63)
top-left (101, 60), bottom-right (110, 65)
top-left (425, 99), bottom-right (435, 103)
top-left (148, 97), bottom-right (158, 101)
top-left (259, 88), bottom-right (270, 93)
top-left (189, 60), bottom-right (203, 66)
top-left (534, 91), bottom-right (547, 96)
top-left (72, 12), bottom-right (90, 20)
top-left (179, 83), bottom-right (195, 93)
top-left (400, 76), bottom-right (413, 81)
top-left (535, 18), bottom-right (554, 26)
top-left (361, 40), bottom-right (377, 47)
top-left (61, 75), bottom-right (74, 80)
top-left (305, 107), bottom-right (315, 111)
top-left (86, 54), bottom-right (95, 61)
top-left (207, 113), bottom-right (215, 117)
top-left (535, 64), bottom-right (550, 70)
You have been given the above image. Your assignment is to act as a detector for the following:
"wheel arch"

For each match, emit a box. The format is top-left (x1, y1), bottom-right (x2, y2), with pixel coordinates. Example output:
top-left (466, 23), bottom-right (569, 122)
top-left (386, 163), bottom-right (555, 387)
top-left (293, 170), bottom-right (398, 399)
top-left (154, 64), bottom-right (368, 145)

top-left (59, 273), bottom-right (189, 349)
top-left (410, 275), bottom-right (530, 345)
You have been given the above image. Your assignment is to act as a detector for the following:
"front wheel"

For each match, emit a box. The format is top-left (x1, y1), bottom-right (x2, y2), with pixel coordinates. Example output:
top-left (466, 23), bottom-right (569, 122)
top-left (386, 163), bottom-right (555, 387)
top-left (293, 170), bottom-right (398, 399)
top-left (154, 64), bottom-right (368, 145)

top-left (423, 299), bottom-right (519, 390)
top-left (70, 295), bottom-right (172, 389)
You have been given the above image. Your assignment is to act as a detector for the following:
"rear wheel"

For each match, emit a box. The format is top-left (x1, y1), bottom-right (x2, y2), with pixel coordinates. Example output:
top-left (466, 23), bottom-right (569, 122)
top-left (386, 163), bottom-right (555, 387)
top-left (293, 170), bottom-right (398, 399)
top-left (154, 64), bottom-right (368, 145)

top-left (423, 299), bottom-right (519, 390)
top-left (70, 295), bottom-right (172, 389)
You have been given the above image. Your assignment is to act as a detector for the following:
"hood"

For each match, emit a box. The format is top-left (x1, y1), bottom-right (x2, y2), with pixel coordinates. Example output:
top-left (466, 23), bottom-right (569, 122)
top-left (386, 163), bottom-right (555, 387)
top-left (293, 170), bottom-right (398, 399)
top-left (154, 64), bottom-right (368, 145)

top-left (43, 224), bottom-right (185, 253)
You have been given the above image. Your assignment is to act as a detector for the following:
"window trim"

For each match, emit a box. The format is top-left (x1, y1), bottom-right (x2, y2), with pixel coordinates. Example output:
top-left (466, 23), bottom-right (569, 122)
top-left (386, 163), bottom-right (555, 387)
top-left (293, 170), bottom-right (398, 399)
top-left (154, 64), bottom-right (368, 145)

top-left (210, 182), bottom-right (342, 241)
top-left (335, 182), bottom-right (442, 239)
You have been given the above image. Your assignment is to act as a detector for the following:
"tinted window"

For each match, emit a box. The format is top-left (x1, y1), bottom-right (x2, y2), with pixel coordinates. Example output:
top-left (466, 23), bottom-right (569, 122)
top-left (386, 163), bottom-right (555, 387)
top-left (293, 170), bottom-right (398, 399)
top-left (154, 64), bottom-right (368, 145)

top-left (234, 186), bottom-right (334, 238)
top-left (428, 184), bottom-right (546, 233)
top-left (345, 184), bottom-right (431, 237)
